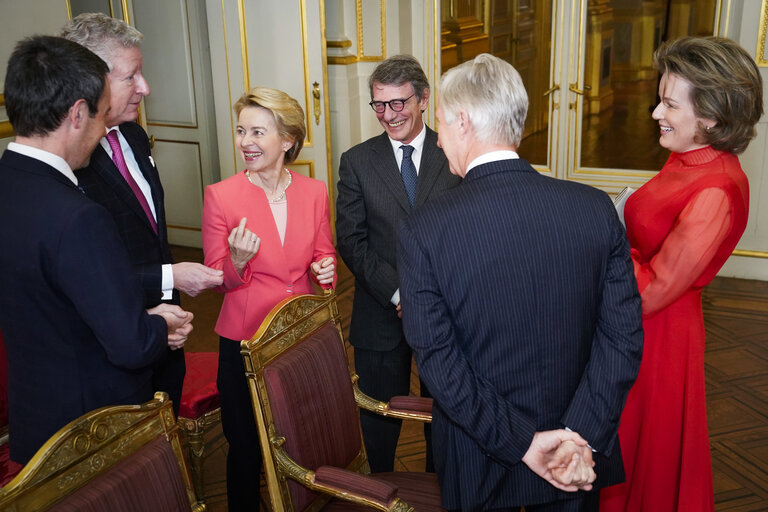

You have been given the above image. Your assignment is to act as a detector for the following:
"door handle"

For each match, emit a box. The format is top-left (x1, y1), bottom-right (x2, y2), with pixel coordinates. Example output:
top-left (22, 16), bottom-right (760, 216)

top-left (543, 85), bottom-right (560, 97)
top-left (312, 81), bottom-right (321, 125)
top-left (149, 134), bottom-right (155, 149)
top-left (568, 83), bottom-right (592, 96)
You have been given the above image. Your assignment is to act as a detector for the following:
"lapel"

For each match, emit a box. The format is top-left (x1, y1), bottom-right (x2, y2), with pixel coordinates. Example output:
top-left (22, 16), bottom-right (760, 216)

top-left (414, 126), bottom-right (448, 206)
top-left (369, 133), bottom-right (413, 212)
top-left (90, 127), bottom-right (161, 238)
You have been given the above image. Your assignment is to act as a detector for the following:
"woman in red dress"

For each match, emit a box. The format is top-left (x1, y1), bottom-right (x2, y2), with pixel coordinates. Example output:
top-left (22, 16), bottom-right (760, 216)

top-left (600, 37), bottom-right (763, 512)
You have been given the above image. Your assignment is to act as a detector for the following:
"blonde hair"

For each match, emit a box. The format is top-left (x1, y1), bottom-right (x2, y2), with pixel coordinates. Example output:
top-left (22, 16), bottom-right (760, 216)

top-left (234, 87), bottom-right (306, 164)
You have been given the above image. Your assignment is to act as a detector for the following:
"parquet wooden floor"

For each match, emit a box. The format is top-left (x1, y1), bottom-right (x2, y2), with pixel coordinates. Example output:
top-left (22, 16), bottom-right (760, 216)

top-left (174, 247), bottom-right (768, 511)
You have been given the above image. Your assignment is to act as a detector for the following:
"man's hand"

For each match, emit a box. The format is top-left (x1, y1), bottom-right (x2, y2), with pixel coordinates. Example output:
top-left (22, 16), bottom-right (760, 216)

top-left (147, 304), bottom-right (194, 350)
top-left (550, 439), bottom-right (595, 491)
top-left (310, 256), bottom-right (335, 285)
top-left (172, 261), bottom-right (223, 297)
top-left (522, 430), bottom-right (596, 492)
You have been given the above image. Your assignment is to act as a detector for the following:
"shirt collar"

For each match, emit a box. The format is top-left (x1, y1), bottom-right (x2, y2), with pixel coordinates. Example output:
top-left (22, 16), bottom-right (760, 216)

top-left (466, 150), bottom-right (520, 175)
top-left (7, 142), bottom-right (78, 185)
top-left (387, 123), bottom-right (427, 155)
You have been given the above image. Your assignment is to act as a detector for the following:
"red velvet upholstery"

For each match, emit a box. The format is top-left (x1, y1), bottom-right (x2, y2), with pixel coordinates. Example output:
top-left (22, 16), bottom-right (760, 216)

top-left (0, 445), bottom-right (22, 487)
top-left (323, 472), bottom-right (443, 512)
top-left (0, 331), bottom-right (7, 427)
top-left (179, 351), bottom-right (219, 418)
top-left (389, 395), bottom-right (434, 413)
top-left (48, 437), bottom-right (191, 511)
top-left (315, 466), bottom-right (397, 503)
top-left (263, 323), bottom-right (362, 512)
top-left (0, 331), bottom-right (18, 487)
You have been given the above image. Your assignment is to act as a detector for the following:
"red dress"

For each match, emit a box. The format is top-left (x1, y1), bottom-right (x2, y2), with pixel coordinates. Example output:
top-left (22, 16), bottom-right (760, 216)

top-left (600, 146), bottom-right (749, 512)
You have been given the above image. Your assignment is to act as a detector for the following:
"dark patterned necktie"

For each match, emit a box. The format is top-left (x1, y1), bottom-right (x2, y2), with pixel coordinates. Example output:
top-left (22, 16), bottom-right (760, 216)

top-left (400, 145), bottom-right (417, 207)
top-left (106, 130), bottom-right (158, 234)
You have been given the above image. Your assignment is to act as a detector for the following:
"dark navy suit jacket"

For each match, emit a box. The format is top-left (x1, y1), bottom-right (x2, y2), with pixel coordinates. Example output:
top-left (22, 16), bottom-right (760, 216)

top-left (397, 158), bottom-right (643, 510)
top-left (0, 150), bottom-right (168, 464)
top-left (77, 122), bottom-right (175, 308)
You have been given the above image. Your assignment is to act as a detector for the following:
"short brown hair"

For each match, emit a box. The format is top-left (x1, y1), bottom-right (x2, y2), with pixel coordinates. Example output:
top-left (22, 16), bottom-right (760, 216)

top-left (233, 87), bottom-right (306, 164)
top-left (654, 36), bottom-right (763, 154)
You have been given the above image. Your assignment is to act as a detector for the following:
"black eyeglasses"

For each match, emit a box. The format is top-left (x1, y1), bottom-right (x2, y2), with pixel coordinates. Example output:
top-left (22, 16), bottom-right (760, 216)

top-left (369, 94), bottom-right (415, 113)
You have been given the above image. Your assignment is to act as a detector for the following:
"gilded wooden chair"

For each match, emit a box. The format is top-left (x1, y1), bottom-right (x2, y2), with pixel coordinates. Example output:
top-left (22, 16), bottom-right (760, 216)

top-left (242, 292), bottom-right (444, 511)
top-left (178, 351), bottom-right (224, 502)
top-left (0, 392), bottom-right (204, 512)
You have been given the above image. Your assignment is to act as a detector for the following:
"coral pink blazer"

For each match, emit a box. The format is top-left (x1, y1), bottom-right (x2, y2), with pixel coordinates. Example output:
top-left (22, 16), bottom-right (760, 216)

top-left (202, 170), bottom-right (336, 341)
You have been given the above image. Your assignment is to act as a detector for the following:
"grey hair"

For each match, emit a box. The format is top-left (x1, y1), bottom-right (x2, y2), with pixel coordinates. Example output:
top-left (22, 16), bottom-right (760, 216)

top-left (59, 12), bottom-right (143, 70)
top-left (368, 54), bottom-right (430, 101)
top-left (438, 53), bottom-right (528, 147)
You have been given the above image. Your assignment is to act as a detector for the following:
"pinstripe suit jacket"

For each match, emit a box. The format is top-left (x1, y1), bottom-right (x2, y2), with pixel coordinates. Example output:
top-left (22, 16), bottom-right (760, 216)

top-left (76, 122), bottom-right (175, 307)
top-left (336, 127), bottom-right (461, 351)
top-left (397, 158), bottom-right (643, 510)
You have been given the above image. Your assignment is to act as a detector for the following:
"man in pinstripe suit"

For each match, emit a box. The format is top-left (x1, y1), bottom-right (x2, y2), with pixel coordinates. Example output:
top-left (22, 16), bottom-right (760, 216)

top-left (336, 55), bottom-right (461, 473)
top-left (397, 54), bottom-right (644, 511)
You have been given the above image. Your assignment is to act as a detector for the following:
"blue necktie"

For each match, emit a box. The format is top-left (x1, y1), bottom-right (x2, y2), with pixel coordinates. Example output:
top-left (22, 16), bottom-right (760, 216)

top-left (400, 145), bottom-right (417, 207)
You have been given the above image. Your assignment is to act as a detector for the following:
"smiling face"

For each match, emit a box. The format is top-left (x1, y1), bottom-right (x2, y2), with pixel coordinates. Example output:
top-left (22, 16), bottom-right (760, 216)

top-left (371, 81), bottom-right (428, 144)
top-left (105, 45), bottom-right (150, 127)
top-left (236, 106), bottom-right (292, 174)
top-left (651, 71), bottom-right (714, 154)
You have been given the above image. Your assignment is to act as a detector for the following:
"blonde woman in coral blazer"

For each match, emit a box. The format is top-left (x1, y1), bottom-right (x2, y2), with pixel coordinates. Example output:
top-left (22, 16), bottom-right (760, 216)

top-left (201, 87), bottom-right (336, 512)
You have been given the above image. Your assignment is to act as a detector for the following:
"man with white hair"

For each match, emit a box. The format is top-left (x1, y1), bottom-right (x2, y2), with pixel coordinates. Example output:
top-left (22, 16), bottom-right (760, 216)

top-left (60, 13), bottom-right (223, 416)
top-left (397, 53), bottom-right (644, 511)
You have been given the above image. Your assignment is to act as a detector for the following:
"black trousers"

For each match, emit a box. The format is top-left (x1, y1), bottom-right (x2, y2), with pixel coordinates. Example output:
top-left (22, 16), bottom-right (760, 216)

top-left (354, 338), bottom-right (434, 473)
top-left (152, 346), bottom-right (185, 417)
top-left (218, 337), bottom-right (262, 511)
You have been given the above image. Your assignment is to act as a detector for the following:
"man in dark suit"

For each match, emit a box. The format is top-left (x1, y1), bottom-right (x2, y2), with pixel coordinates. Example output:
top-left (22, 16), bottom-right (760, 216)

top-left (0, 35), bottom-right (193, 464)
top-left (336, 55), bottom-right (461, 472)
top-left (60, 13), bottom-right (223, 415)
top-left (397, 53), bottom-right (644, 511)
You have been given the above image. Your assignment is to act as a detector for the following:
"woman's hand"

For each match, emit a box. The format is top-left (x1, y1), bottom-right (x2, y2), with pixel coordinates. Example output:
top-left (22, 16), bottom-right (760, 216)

top-left (311, 256), bottom-right (335, 285)
top-left (228, 217), bottom-right (260, 275)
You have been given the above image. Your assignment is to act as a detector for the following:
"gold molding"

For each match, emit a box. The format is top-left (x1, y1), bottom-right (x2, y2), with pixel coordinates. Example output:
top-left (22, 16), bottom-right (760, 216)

top-left (65, 0), bottom-right (72, 19)
top-left (291, 158), bottom-right (315, 179)
top-left (328, 54), bottom-right (358, 65)
top-left (300, 0), bottom-right (314, 147)
top-left (732, 249), bottom-right (768, 259)
top-left (757, 0), bottom-right (768, 65)
top-left (219, 0), bottom-right (239, 174)
top-left (327, 39), bottom-right (352, 48)
top-left (319, 0), bottom-right (336, 232)
top-left (237, 0), bottom-right (249, 92)
top-left (0, 94), bottom-right (12, 139)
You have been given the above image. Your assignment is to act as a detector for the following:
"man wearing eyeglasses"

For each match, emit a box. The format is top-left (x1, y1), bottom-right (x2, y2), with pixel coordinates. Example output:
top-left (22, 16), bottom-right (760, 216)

top-left (336, 55), bottom-right (461, 473)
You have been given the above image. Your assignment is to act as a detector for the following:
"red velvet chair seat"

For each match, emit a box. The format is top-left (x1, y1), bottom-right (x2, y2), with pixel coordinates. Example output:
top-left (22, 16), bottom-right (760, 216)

top-left (179, 351), bottom-right (219, 418)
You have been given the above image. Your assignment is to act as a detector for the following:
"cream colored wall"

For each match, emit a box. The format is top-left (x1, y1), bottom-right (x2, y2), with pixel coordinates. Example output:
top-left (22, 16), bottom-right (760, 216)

top-left (0, 0), bottom-right (71, 151)
top-left (717, 0), bottom-right (768, 279)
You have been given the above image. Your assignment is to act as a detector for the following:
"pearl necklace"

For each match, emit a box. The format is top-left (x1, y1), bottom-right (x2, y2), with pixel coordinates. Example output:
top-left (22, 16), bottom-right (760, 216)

top-left (246, 168), bottom-right (292, 203)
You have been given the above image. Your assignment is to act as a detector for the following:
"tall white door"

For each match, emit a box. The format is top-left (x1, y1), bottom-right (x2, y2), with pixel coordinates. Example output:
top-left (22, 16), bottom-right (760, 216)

top-left (130, 0), bottom-right (220, 247)
top-left (205, 0), bottom-right (332, 194)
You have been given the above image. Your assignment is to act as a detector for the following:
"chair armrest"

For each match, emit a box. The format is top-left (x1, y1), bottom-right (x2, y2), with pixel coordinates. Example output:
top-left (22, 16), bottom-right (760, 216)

top-left (352, 375), bottom-right (432, 423)
top-left (314, 466), bottom-right (397, 504)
